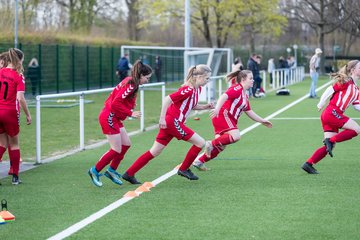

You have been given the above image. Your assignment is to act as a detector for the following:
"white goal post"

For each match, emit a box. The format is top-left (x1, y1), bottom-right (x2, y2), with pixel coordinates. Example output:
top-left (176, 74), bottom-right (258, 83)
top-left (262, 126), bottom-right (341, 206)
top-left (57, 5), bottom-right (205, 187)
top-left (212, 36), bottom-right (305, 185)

top-left (35, 82), bottom-right (165, 164)
top-left (121, 45), bottom-right (232, 102)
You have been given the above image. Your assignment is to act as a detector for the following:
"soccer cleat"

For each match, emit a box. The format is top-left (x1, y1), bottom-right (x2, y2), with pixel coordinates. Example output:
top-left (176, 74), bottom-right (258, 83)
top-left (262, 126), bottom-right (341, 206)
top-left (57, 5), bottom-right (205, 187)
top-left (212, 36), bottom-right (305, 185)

top-left (177, 169), bottom-right (199, 180)
top-left (192, 158), bottom-right (209, 171)
top-left (12, 174), bottom-right (22, 185)
top-left (122, 172), bottom-right (141, 185)
top-left (104, 167), bottom-right (123, 185)
top-left (204, 141), bottom-right (213, 158)
top-left (323, 138), bottom-right (334, 157)
top-left (301, 162), bottom-right (319, 174)
top-left (88, 167), bottom-right (103, 187)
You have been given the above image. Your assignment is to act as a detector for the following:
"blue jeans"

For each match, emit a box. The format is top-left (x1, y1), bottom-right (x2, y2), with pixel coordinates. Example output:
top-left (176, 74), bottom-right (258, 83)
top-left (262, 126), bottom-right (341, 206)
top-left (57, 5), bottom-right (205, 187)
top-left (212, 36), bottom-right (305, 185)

top-left (309, 72), bottom-right (319, 97)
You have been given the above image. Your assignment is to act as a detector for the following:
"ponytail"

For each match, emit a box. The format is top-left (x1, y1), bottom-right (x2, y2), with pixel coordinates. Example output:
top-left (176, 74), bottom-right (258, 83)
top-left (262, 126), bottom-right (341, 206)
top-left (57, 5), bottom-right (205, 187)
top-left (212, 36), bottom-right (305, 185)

top-left (183, 64), bottom-right (212, 86)
top-left (8, 48), bottom-right (24, 74)
top-left (129, 60), bottom-right (153, 97)
top-left (226, 69), bottom-right (252, 84)
top-left (330, 60), bottom-right (359, 85)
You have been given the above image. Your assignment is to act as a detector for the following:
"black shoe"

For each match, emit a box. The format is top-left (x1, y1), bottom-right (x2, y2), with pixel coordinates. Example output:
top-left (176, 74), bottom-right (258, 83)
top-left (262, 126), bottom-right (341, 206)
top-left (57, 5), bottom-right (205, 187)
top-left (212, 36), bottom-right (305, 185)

top-left (177, 169), bottom-right (199, 180)
top-left (301, 162), bottom-right (319, 174)
top-left (122, 172), bottom-right (141, 185)
top-left (323, 138), bottom-right (334, 157)
top-left (12, 174), bottom-right (22, 185)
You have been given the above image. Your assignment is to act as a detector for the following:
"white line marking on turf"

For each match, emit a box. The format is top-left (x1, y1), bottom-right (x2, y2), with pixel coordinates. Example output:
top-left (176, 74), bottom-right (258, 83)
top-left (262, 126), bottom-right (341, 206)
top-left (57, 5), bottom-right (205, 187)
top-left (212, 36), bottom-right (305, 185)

top-left (47, 81), bottom-right (332, 240)
top-left (272, 117), bottom-right (360, 120)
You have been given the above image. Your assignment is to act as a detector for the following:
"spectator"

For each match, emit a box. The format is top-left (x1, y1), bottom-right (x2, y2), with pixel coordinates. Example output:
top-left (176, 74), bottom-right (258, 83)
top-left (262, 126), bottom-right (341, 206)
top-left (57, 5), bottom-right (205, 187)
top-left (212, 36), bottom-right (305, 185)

top-left (232, 57), bottom-right (243, 71)
top-left (267, 58), bottom-right (275, 86)
top-left (116, 53), bottom-right (132, 81)
top-left (308, 48), bottom-right (322, 98)
top-left (247, 53), bottom-right (260, 97)
top-left (154, 55), bottom-right (162, 82)
top-left (27, 57), bottom-right (40, 97)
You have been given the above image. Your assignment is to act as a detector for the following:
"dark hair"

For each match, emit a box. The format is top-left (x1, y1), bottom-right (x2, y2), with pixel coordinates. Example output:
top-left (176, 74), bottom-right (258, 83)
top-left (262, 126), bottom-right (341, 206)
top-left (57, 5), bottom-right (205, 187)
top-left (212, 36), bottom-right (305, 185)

top-left (226, 69), bottom-right (252, 84)
top-left (129, 60), bottom-right (153, 97)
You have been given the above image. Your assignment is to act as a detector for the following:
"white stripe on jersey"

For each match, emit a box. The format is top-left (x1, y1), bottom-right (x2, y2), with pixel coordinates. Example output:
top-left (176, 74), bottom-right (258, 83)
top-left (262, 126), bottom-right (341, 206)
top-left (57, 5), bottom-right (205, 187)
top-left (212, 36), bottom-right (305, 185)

top-left (224, 109), bottom-right (235, 129)
top-left (335, 84), bottom-right (358, 111)
top-left (229, 90), bottom-right (246, 119)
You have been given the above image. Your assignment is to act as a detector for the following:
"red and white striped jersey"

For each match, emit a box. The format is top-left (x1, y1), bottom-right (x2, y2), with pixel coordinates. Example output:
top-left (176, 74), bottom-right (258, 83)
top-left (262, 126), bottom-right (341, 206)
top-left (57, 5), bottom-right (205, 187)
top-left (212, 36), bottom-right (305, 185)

top-left (104, 77), bottom-right (137, 120)
top-left (0, 68), bottom-right (25, 110)
top-left (220, 83), bottom-right (251, 121)
top-left (167, 85), bottom-right (202, 122)
top-left (329, 79), bottom-right (360, 113)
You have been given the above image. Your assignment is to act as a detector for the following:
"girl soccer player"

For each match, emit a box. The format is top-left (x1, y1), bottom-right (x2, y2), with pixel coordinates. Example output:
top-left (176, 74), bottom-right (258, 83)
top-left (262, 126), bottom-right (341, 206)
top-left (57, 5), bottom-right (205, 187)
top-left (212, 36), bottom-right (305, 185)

top-left (302, 60), bottom-right (360, 174)
top-left (0, 48), bottom-right (32, 185)
top-left (88, 60), bottom-right (152, 187)
top-left (122, 64), bottom-right (214, 184)
top-left (192, 69), bottom-right (272, 171)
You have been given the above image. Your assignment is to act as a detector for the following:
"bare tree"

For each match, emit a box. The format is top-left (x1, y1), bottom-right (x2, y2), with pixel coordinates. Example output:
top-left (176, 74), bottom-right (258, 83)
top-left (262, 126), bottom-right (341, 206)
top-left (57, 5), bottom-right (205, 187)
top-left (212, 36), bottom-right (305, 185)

top-left (282, 0), bottom-right (358, 71)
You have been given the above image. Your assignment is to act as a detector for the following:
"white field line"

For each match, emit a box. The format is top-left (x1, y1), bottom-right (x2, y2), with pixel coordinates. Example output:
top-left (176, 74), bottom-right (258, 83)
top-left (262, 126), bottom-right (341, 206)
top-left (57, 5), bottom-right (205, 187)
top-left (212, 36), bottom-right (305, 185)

top-left (272, 117), bottom-right (360, 120)
top-left (47, 82), bottom-right (332, 240)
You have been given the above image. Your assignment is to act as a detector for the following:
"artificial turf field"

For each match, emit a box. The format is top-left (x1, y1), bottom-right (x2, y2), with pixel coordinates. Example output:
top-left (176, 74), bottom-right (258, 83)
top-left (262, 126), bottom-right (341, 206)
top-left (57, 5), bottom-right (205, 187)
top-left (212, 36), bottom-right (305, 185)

top-left (1, 77), bottom-right (360, 239)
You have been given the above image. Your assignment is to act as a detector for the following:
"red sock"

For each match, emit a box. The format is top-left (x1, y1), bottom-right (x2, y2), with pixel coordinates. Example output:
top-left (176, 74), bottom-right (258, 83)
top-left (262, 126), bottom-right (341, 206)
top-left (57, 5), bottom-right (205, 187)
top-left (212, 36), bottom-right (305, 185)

top-left (211, 134), bottom-right (234, 148)
top-left (110, 145), bottom-right (131, 170)
top-left (9, 149), bottom-right (20, 176)
top-left (198, 147), bottom-right (223, 163)
top-left (95, 149), bottom-right (118, 172)
top-left (0, 146), bottom-right (6, 162)
top-left (330, 130), bottom-right (358, 143)
top-left (126, 150), bottom-right (154, 176)
top-left (179, 145), bottom-right (202, 171)
top-left (307, 146), bottom-right (327, 164)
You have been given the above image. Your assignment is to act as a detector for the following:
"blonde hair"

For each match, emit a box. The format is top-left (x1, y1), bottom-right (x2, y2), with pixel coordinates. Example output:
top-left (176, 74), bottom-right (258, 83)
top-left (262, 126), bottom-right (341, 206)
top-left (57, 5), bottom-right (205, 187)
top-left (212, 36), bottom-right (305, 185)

top-left (183, 64), bottom-right (212, 86)
top-left (226, 69), bottom-right (252, 84)
top-left (8, 48), bottom-right (24, 74)
top-left (330, 60), bottom-right (360, 85)
top-left (0, 52), bottom-right (9, 68)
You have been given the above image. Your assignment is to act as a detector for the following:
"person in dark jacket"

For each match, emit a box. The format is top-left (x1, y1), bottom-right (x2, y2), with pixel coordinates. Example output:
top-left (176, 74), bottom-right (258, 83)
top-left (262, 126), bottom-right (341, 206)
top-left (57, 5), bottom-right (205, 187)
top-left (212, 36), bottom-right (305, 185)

top-left (116, 54), bottom-right (132, 81)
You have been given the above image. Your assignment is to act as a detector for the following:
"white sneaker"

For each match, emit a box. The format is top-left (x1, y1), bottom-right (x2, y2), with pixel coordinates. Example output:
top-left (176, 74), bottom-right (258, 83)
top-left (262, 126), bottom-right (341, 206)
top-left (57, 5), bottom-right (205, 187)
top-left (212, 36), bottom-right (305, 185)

top-left (192, 158), bottom-right (209, 171)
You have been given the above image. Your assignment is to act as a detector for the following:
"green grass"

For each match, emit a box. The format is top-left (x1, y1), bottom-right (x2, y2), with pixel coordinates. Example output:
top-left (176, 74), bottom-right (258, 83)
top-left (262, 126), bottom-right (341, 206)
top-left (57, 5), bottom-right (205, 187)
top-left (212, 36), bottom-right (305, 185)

top-left (1, 76), bottom-right (360, 239)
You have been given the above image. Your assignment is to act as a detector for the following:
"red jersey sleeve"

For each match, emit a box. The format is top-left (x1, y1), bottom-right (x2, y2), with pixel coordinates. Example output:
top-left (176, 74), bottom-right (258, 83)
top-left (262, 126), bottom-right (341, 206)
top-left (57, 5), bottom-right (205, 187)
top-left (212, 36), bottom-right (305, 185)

top-left (225, 84), bottom-right (242, 99)
top-left (16, 74), bottom-right (25, 92)
top-left (333, 81), bottom-right (349, 92)
top-left (109, 83), bottom-right (136, 118)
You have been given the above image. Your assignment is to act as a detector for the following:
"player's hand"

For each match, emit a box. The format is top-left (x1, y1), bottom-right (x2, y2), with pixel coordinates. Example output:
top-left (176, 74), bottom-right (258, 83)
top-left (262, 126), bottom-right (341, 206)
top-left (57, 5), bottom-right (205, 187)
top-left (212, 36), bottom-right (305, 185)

top-left (208, 102), bottom-right (215, 109)
top-left (262, 120), bottom-right (272, 128)
top-left (159, 118), bottom-right (167, 129)
top-left (131, 111), bottom-right (142, 119)
top-left (26, 115), bottom-right (32, 125)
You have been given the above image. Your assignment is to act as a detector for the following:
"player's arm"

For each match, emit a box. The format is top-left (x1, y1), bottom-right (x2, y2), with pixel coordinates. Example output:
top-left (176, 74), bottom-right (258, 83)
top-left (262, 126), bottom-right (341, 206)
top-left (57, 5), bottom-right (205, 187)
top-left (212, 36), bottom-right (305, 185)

top-left (245, 110), bottom-right (272, 128)
top-left (159, 95), bottom-right (172, 129)
top-left (317, 85), bottom-right (334, 111)
top-left (17, 91), bottom-right (31, 125)
top-left (193, 102), bottom-right (214, 110)
top-left (209, 93), bottom-right (228, 119)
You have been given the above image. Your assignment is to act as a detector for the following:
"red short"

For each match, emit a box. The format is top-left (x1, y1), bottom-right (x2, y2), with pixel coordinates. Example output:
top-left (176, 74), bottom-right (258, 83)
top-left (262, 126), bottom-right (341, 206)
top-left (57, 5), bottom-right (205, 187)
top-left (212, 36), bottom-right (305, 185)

top-left (155, 115), bottom-right (194, 146)
top-left (0, 109), bottom-right (20, 137)
top-left (98, 108), bottom-right (124, 135)
top-left (212, 110), bottom-right (238, 135)
top-left (321, 106), bottom-right (349, 133)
